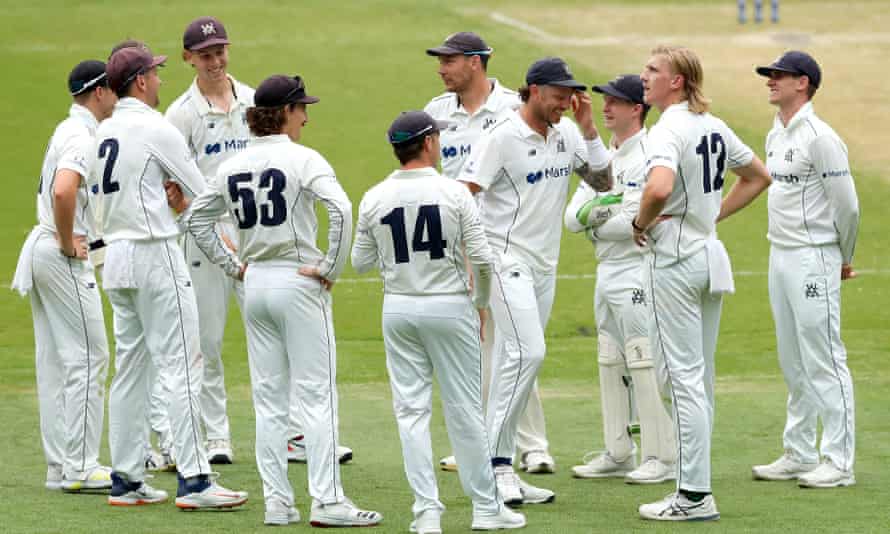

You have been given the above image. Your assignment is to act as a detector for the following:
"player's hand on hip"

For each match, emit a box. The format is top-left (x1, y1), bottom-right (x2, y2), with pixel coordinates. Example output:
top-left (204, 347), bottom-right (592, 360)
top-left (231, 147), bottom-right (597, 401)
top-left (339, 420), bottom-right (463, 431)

top-left (298, 266), bottom-right (335, 291)
top-left (841, 263), bottom-right (857, 281)
top-left (237, 263), bottom-right (248, 281)
top-left (477, 307), bottom-right (488, 342)
top-left (62, 235), bottom-right (88, 259)
top-left (164, 180), bottom-right (188, 213)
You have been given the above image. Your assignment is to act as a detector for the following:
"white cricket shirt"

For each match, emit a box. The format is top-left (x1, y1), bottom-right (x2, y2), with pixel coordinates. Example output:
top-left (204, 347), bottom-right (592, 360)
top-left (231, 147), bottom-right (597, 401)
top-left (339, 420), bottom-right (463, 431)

top-left (424, 78), bottom-right (519, 179)
top-left (565, 128), bottom-right (649, 263)
top-left (35, 103), bottom-right (99, 238)
top-left (351, 166), bottom-right (492, 300)
top-left (165, 75), bottom-right (254, 181)
top-left (457, 109), bottom-right (610, 272)
top-left (765, 102), bottom-right (859, 263)
top-left (88, 98), bottom-right (206, 243)
top-left (181, 134), bottom-right (352, 280)
top-left (645, 101), bottom-right (754, 267)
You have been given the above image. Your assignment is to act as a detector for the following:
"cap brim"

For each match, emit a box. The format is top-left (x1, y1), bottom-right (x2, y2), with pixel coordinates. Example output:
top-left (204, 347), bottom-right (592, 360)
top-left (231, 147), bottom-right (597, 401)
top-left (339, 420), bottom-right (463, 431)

top-left (433, 119), bottom-right (452, 132)
top-left (426, 45), bottom-right (464, 56)
top-left (546, 79), bottom-right (587, 91)
top-left (189, 37), bottom-right (230, 51)
top-left (755, 64), bottom-right (798, 77)
top-left (592, 84), bottom-right (631, 101)
top-left (296, 95), bottom-right (320, 104)
top-left (151, 55), bottom-right (168, 69)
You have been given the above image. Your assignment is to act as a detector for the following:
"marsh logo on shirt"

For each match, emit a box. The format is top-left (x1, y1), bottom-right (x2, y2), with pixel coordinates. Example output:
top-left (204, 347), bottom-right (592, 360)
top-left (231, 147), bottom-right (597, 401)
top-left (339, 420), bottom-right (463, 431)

top-left (205, 143), bottom-right (221, 155)
top-left (205, 139), bottom-right (248, 156)
top-left (526, 165), bottom-right (570, 184)
top-left (823, 169), bottom-right (850, 178)
top-left (442, 144), bottom-right (471, 159)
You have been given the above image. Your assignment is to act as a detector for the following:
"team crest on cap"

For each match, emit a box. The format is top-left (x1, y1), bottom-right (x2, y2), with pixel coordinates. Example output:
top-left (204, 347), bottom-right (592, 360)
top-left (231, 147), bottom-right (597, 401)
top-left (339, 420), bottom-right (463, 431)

top-left (202, 23), bottom-right (217, 36)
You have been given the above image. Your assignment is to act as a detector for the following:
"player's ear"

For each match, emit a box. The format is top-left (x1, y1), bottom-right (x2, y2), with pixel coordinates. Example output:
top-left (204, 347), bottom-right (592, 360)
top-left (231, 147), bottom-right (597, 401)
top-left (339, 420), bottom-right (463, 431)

top-left (181, 50), bottom-right (191, 64)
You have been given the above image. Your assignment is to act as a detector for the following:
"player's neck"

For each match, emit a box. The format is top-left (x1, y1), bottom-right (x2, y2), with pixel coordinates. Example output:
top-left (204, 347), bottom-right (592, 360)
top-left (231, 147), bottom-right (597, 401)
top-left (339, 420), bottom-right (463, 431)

top-left (457, 77), bottom-right (492, 116)
top-left (401, 160), bottom-right (433, 171)
top-left (611, 124), bottom-right (642, 149)
top-left (778, 98), bottom-right (808, 127)
top-left (197, 75), bottom-right (234, 112)
top-left (519, 104), bottom-right (549, 138)
top-left (655, 92), bottom-right (685, 112)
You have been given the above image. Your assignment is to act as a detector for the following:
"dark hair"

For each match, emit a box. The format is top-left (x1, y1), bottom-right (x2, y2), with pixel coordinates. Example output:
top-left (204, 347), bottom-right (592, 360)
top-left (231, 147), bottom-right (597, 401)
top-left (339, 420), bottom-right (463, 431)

top-left (246, 105), bottom-right (292, 136)
top-left (640, 105), bottom-right (650, 126)
top-left (802, 75), bottom-right (818, 99)
top-left (518, 85), bottom-right (531, 102)
top-left (116, 79), bottom-right (136, 99)
top-left (477, 54), bottom-right (489, 71)
top-left (392, 134), bottom-right (432, 165)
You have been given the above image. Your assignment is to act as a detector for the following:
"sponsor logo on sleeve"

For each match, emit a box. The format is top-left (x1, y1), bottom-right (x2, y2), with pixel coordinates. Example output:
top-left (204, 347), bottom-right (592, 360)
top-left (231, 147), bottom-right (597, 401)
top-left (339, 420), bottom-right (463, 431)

top-left (822, 169), bottom-right (850, 178)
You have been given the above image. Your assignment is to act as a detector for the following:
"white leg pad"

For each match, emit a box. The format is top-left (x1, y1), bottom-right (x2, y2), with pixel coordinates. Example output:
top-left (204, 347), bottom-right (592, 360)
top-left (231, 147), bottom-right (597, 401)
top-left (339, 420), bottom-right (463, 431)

top-left (598, 335), bottom-right (633, 460)
top-left (626, 337), bottom-right (677, 463)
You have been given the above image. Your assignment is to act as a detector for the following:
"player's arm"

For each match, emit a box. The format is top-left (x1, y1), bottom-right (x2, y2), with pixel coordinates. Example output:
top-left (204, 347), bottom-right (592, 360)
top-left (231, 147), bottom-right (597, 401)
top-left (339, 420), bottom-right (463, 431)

top-left (52, 169), bottom-right (87, 259)
top-left (178, 178), bottom-right (243, 280)
top-left (634, 165), bottom-right (674, 244)
top-left (569, 103), bottom-right (612, 191)
top-left (350, 195), bottom-right (379, 274)
top-left (459, 187), bottom-right (494, 309)
top-left (564, 181), bottom-right (596, 233)
top-left (811, 134), bottom-right (859, 277)
top-left (457, 131), bottom-right (501, 196)
top-left (152, 124), bottom-right (207, 211)
top-left (306, 159), bottom-right (353, 282)
top-left (594, 189), bottom-right (640, 242)
top-left (717, 128), bottom-right (769, 223)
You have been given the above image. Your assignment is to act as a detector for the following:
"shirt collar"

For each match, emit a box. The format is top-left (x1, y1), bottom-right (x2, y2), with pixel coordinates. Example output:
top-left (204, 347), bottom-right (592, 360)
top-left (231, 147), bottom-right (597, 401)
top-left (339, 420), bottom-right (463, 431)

top-left (389, 167), bottom-right (441, 180)
top-left (514, 109), bottom-right (555, 141)
top-left (115, 96), bottom-right (159, 115)
top-left (612, 127), bottom-right (647, 156)
top-left (251, 134), bottom-right (291, 145)
top-left (453, 78), bottom-right (504, 116)
top-left (188, 74), bottom-right (248, 116)
top-left (68, 103), bottom-right (98, 132)
top-left (661, 100), bottom-right (690, 115)
top-left (774, 101), bottom-right (814, 132)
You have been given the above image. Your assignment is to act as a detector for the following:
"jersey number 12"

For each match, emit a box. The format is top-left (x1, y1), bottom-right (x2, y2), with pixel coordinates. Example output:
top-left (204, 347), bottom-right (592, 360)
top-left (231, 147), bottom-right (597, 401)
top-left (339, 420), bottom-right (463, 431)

top-left (380, 205), bottom-right (447, 264)
top-left (696, 132), bottom-right (726, 194)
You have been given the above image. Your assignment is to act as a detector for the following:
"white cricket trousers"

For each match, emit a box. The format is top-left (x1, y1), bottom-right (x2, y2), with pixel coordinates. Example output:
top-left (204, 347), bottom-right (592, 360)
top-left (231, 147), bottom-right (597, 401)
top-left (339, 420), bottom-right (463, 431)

top-left (244, 264), bottom-right (344, 507)
top-left (105, 238), bottom-right (210, 481)
top-left (383, 294), bottom-right (499, 517)
top-left (487, 260), bottom-right (555, 460)
top-left (647, 248), bottom-right (721, 493)
top-left (769, 244), bottom-right (854, 470)
top-left (29, 231), bottom-right (109, 479)
top-left (596, 259), bottom-right (675, 463)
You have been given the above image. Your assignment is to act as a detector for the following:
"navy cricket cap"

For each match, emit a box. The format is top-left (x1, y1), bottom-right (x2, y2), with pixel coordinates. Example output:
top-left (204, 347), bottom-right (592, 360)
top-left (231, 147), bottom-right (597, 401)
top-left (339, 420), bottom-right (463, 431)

top-left (69, 60), bottom-right (108, 96)
top-left (254, 75), bottom-right (319, 108)
top-left (526, 57), bottom-right (586, 91)
top-left (387, 111), bottom-right (449, 145)
top-left (756, 50), bottom-right (821, 88)
top-left (106, 47), bottom-right (167, 92)
top-left (183, 16), bottom-right (230, 51)
top-left (426, 32), bottom-right (492, 57)
top-left (592, 74), bottom-right (649, 110)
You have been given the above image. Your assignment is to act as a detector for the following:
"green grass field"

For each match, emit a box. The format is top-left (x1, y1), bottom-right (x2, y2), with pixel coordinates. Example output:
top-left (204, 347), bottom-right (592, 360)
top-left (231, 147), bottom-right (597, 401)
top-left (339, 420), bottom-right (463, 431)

top-left (1, 1), bottom-right (888, 532)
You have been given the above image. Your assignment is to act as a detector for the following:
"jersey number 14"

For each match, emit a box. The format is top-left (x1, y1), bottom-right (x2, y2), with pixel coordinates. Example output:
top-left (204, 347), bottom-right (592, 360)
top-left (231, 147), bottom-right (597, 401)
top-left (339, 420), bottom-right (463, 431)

top-left (380, 205), bottom-right (447, 264)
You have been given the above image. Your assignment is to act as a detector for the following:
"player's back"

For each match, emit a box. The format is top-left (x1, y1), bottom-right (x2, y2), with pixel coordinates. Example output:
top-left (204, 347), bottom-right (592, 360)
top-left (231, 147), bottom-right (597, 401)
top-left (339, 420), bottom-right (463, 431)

top-left (358, 167), bottom-right (482, 296)
top-left (216, 135), bottom-right (338, 267)
top-left (646, 102), bottom-right (752, 266)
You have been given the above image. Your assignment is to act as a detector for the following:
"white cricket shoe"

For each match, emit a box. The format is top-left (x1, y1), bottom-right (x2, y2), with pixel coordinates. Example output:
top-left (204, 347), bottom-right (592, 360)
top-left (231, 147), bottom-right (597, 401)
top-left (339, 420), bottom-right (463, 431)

top-left (264, 499), bottom-right (301, 525)
top-left (309, 498), bottom-right (382, 527)
top-left (752, 450), bottom-right (818, 481)
top-left (207, 439), bottom-right (234, 465)
top-left (639, 492), bottom-right (719, 521)
top-left (518, 478), bottom-right (555, 504)
top-left (625, 457), bottom-right (676, 485)
top-left (439, 454), bottom-right (458, 472)
top-left (45, 465), bottom-right (63, 490)
top-left (108, 473), bottom-right (168, 506)
top-left (175, 473), bottom-right (248, 510)
top-left (286, 435), bottom-right (354, 464)
top-left (797, 458), bottom-right (855, 488)
top-left (61, 465), bottom-right (113, 492)
top-left (519, 450), bottom-right (555, 474)
top-left (472, 505), bottom-right (527, 530)
top-left (145, 448), bottom-right (167, 471)
top-left (409, 508), bottom-right (442, 534)
top-left (571, 451), bottom-right (636, 478)
top-left (494, 465), bottom-right (523, 506)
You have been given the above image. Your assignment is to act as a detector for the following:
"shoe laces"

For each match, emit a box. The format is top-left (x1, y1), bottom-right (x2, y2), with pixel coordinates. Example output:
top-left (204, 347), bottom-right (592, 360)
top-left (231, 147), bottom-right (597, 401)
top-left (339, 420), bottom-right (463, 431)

top-left (581, 450), bottom-right (607, 464)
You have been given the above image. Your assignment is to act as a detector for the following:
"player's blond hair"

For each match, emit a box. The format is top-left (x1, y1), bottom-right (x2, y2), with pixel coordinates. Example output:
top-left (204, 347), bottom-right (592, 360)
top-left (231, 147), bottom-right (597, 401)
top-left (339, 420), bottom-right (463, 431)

top-left (651, 45), bottom-right (710, 114)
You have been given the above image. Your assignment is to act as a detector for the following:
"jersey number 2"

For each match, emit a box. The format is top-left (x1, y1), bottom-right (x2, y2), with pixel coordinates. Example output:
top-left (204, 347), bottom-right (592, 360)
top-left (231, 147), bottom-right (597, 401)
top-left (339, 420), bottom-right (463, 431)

top-left (695, 133), bottom-right (726, 194)
top-left (228, 169), bottom-right (287, 229)
top-left (380, 205), bottom-right (447, 264)
top-left (98, 138), bottom-right (120, 194)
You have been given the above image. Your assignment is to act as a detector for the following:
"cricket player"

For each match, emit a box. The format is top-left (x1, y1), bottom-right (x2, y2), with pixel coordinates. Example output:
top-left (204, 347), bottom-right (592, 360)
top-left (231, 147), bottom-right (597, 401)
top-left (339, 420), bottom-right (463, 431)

top-left (565, 75), bottom-right (677, 484)
top-left (92, 45), bottom-right (247, 509)
top-left (424, 31), bottom-right (555, 475)
top-left (179, 74), bottom-right (380, 527)
top-left (458, 57), bottom-right (612, 505)
top-left (634, 46), bottom-right (771, 521)
top-left (11, 60), bottom-right (116, 492)
top-left (352, 110), bottom-right (526, 532)
top-left (751, 51), bottom-right (858, 488)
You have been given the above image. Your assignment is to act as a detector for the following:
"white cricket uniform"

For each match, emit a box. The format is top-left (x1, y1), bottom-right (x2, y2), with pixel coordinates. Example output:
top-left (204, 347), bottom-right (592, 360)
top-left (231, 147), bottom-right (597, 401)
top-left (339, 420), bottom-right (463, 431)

top-left (180, 134), bottom-right (353, 508)
top-left (565, 128), bottom-right (675, 464)
top-left (352, 166), bottom-right (500, 518)
top-left (88, 96), bottom-right (211, 482)
top-left (643, 101), bottom-right (754, 492)
top-left (425, 80), bottom-right (548, 457)
top-left (458, 109), bottom-right (610, 460)
top-left (164, 75), bottom-right (253, 444)
top-left (11, 103), bottom-right (109, 481)
top-left (765, 102), bottom-right (858, 471)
